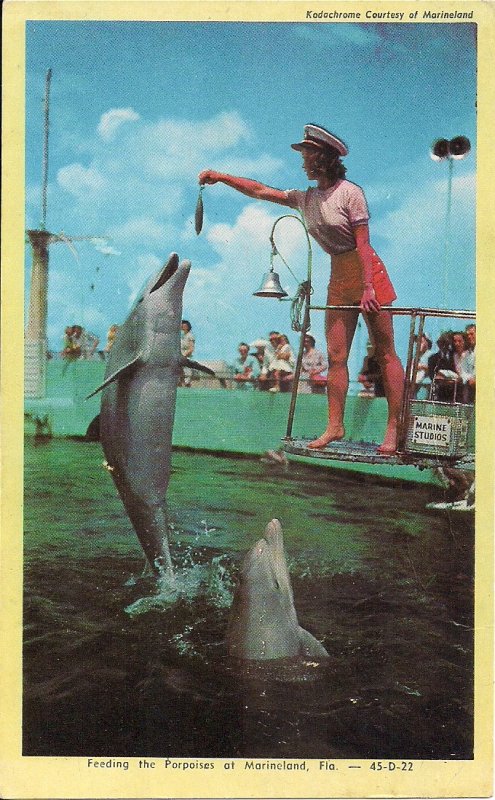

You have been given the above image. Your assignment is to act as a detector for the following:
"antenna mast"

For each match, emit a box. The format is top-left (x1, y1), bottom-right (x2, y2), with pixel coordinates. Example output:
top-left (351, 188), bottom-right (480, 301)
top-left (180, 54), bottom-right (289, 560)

top-left (41, 68), bottom-right (52, 229)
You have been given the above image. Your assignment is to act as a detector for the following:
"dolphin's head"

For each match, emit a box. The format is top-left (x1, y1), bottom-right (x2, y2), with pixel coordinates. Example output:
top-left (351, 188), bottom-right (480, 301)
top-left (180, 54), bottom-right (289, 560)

top-left (140, 252), bottom-right (191, 332)
top-left (226, 519), bottom-right (301, 659)
top-left (122, 252), bottom-right (191, 363)
top-left (241, 519), bottom-right (293, 601)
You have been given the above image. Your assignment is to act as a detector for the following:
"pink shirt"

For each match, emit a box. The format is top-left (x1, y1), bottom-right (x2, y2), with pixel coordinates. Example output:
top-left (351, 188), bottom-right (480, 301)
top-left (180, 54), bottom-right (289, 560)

top-left (285, 180), bottom-right (370, 256)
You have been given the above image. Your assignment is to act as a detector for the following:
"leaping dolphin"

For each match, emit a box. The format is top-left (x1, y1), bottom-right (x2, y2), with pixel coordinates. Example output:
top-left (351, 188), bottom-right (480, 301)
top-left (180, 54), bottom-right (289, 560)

top-left (88, 252), bottom-right (214, 580)
top-left (227, 519), bottom-right (329, 660)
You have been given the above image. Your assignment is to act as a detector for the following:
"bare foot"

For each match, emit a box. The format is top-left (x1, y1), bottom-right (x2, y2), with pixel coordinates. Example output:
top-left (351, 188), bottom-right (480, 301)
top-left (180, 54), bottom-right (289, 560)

top-left (308, 428), bottom-right (345, 449)
top-left (377, 426), bottom-right (397, 455)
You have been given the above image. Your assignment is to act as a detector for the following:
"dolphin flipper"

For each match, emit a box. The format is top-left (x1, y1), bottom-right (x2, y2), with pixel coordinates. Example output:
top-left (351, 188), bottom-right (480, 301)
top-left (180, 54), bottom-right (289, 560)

top-left (86, 354), bottom-right (143, 398)
top-left (298, 627), bottom-right (329, 659)
top-left (181, 358), bottom-right (216, 376)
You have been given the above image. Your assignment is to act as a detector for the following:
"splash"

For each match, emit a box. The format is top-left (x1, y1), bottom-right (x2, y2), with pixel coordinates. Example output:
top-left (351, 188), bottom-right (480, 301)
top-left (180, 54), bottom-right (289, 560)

top-left (124, 553), bottom-right (234, 618)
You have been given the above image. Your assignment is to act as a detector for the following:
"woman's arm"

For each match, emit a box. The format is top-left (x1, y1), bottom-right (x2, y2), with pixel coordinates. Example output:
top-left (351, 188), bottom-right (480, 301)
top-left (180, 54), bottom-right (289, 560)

top-left (354, 224), bottom-right (381, 313)
top-left (198, 170), bottom-right (292, 206)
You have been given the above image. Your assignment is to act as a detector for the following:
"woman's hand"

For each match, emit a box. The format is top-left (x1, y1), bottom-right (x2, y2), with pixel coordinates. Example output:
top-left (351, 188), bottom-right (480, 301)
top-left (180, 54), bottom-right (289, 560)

top-left (198, 169), bottom-right (220, 186)
top-left (354, 225), bottom-right (381, 313)
top-left (360, 285), bottom-right (381, 313)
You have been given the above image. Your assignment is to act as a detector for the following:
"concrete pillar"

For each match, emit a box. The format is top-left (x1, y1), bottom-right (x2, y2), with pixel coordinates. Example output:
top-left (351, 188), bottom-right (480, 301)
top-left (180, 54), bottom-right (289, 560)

top-left (25, 229), bottom-right (51, 398)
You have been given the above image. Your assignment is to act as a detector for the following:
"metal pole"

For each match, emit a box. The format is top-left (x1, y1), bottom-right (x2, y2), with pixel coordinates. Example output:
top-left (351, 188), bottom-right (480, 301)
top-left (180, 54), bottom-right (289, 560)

top-left (443, 157), bottom-right (454, 308)
top-left (41, 69), bottom-right (52, 230)
top-left (285, 284), bottom-right (311, 439)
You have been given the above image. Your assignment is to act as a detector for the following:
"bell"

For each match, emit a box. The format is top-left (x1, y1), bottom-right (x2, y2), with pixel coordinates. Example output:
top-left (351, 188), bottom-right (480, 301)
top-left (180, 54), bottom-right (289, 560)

top-left (253, 268), bottom-right (288, 299)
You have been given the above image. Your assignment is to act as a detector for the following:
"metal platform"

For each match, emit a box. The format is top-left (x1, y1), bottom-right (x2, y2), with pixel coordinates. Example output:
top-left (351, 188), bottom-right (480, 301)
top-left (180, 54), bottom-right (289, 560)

top-left (281, 438), bottom-right (475, 471)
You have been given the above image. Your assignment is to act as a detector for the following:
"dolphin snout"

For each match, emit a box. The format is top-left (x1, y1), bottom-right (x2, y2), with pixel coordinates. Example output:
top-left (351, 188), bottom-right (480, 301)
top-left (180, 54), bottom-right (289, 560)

top-left (263, 519), bottom-right (284, 549)
top-left (149, 252), bottom-right (180, 293)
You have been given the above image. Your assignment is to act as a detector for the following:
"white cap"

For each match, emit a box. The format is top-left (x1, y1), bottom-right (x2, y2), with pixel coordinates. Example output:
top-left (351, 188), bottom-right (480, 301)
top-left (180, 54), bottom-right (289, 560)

top-left (291, 124), bottom-right (348, 156)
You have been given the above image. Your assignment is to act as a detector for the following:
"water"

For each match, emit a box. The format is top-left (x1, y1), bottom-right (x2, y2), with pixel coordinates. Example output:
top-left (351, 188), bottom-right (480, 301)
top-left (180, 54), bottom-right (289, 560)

top-left (23, 438), bottom-right (474, 759)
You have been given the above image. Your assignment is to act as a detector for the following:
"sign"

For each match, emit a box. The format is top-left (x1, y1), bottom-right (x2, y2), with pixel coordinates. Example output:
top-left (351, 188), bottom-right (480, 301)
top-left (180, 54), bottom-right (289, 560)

top-left (411, 414), bottom-right (453, 448)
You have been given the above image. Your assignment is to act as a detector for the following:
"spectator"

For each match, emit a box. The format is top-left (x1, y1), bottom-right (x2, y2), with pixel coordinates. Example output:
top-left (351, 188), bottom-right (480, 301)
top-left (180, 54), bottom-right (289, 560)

top-left (465, 323), bottom-right (476, 352)
top-left (357, 341), bottom-right (385, 398)
top-left (233, 342), bottom-right (260, 389)
top-left (453, 331), bottom-right (475, 403)
top-left (428, 332), bottom-right (457, 401)
top-left (104, 324), bottom-right (119, 355)
top-left (413, 332), bottom-right (433, 399)
top-left (258, 331), bottom-right (281, 390)
top-left (61, 325), bottom-right (81, 360)
top-left (268, 334), bottom-right (295, 393)
top-left (464, 323), bottom-right (476, 401)
top-left (249, 339), bottom-right (269, 376)
top-left (62, 325), bottom-right (99, 360)
top-left (299, 334), bottom-right (327, 394)
top-left (179, 320), bottom-right (195, 387)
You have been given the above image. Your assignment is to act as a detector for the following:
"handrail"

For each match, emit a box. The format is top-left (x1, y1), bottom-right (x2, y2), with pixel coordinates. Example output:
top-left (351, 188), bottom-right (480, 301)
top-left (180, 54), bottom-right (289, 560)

top-left (285, 301), bottom-right (476, 443)
top-left (308, 304), bottom-right (476, 319)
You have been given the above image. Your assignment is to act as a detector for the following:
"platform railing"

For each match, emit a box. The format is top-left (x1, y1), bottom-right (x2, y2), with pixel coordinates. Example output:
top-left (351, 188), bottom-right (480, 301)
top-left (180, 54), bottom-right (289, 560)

top-left (285, 299), bottom-right (476, 455)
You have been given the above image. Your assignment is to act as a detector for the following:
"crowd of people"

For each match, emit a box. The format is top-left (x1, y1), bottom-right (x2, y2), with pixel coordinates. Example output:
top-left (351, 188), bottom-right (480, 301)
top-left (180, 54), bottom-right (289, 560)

top-left (358, 325), bottom-right (476, 404)
top-left (59, 319), bottom-right (476, 408)
top-left (232, 331), bottom-right (327, 394)
top-left (425, 324), bottom-right (476, 403)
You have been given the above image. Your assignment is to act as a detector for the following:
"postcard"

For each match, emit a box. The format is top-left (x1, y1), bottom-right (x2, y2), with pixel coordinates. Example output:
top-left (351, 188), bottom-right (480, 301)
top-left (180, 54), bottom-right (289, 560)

top-left (1, 1), bottom-right (493, 798)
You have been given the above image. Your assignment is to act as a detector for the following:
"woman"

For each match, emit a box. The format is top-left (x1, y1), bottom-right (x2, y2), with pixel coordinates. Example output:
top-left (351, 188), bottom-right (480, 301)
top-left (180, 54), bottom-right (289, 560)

top-left (199, 124), bottom-right (404, 453)
top-left (268, 334), bottom-right (295, 393)
top-left (299, 334), bottom-right (327, 394)
top-left (180, 319), bottom-right (195, 387)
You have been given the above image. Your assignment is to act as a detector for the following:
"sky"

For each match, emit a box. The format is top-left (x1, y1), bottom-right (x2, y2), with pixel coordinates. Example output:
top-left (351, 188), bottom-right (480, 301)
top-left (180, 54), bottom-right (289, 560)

top-left (25, 20), bottom-right (476, 371)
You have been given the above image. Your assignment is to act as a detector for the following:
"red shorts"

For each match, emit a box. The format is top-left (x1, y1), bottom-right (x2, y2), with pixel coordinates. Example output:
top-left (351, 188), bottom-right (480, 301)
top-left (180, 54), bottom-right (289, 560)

top-left (328, 249), bottom-right (397, 306)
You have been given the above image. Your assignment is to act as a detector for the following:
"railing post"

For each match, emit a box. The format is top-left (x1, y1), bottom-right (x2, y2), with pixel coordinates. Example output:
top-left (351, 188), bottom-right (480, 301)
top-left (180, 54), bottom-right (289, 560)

top-left (285, 284), bottom-right (312, 440)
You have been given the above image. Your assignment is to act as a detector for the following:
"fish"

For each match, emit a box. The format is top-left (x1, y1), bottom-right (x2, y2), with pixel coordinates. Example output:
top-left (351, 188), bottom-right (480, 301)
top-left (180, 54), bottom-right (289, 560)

top-left (87, 252), bottom-right (214, 579)
top-left (194, 188), bottom-right (204, 235)
top-left (226, 519), bottom-right (329, 660)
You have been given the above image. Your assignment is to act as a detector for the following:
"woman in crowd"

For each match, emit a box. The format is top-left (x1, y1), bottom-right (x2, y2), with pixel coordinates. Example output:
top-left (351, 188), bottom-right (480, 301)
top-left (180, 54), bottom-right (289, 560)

top-left (268, 333), bottom-right (295, 393)
top-left (300, 334), bottom-right (327, 394)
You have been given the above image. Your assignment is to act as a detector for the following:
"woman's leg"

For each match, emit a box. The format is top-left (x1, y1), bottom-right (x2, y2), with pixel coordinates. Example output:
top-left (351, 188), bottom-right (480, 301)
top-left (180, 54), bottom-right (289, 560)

top-left (365, 310), bottom-right (404, 453)
top-left (308, 308), bottom-right (359, 448)
top-left (269, 370), bottom-right (281, 392)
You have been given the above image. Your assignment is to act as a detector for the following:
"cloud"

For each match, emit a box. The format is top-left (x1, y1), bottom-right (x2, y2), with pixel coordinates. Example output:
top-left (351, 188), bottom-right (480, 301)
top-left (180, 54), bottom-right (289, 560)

top-left (175, 203), bottom-right (322, 356)
top-left (97, 107), bottom-right (140, 141)
top-left (57, 163), bottom-right (107, 197)
top-left (137, 110), bottom-right (253, 179)
top-left (39, 107), bottom-right (286, 352)
top-left (372, 170), bottom-right (475, 309)
top-left (127, 253), bottom-right (164, 305)
top-left (108, 216), bottom-right (177, 247)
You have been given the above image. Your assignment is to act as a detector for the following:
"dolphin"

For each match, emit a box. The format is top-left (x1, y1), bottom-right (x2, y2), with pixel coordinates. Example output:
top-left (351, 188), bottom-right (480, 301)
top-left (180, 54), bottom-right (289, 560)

top-left (87, 252), bottom-right (214, 579)
top-left (226, 519), bottom-right (329, 660)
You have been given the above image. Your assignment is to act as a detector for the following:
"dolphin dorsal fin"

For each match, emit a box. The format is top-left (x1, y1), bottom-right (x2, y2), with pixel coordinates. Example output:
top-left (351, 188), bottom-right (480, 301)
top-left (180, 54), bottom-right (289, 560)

top-left (86, 353), bottom-right (143, 398)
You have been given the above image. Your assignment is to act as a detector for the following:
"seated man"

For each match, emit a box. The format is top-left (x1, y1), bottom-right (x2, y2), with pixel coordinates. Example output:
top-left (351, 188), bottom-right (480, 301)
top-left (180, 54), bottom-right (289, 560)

top-left (357, 342), bottom-right (385, 398)
top-left (428, 332), bottom-right (457, 402)
top-left (233, 342), bottom-right (260, 389)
